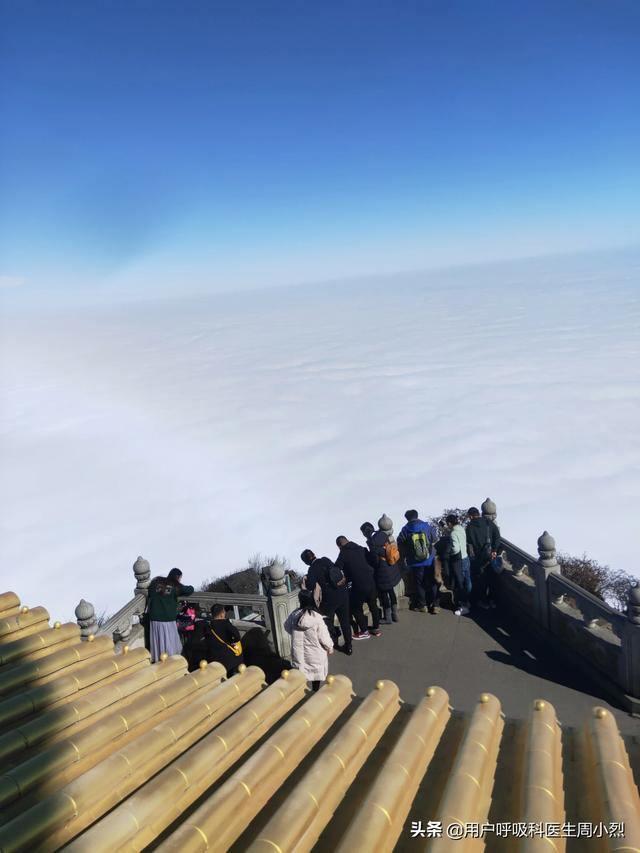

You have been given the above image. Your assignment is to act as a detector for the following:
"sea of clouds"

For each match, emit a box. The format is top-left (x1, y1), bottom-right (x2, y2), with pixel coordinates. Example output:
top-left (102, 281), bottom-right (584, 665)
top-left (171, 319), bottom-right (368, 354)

top-left (1, 249), bottom-right (639, 621)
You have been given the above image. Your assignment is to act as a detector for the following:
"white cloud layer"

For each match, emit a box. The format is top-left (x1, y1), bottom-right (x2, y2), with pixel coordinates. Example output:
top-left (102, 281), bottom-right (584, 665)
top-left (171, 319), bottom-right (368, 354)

top-left (1, 250), bottom-right (639, 621)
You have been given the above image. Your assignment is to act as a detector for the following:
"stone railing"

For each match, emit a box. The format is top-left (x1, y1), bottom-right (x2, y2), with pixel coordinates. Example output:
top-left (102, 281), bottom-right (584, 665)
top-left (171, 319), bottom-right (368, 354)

top-left (77, 556), bottom-right (300, 659)
top-left (498, 528), bottom-right (640, 715)
top-left (74, 497), bottom-right (640, 714)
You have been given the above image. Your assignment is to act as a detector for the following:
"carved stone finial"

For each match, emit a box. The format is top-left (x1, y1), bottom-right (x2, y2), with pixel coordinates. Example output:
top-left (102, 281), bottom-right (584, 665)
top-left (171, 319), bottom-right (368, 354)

top-left (133, 556), bottom-right (151, 596)
top-left (537, 531), bottom-right (560, 573)
top-left (481, 498), bottom-right (497, 521)
top-left (266, 560), bottom-right (287, 597)
top-left (627, 583), bottom-right (640, 624)
top-left (75, 599), bottom-right (98, 639)
top-left (378, 514), bottom-right (394, 534)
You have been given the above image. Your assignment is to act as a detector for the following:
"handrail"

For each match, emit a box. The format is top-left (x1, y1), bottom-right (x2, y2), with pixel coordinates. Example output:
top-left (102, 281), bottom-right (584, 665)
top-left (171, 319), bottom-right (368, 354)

top-left (98, 593), bottom-right (146, 638)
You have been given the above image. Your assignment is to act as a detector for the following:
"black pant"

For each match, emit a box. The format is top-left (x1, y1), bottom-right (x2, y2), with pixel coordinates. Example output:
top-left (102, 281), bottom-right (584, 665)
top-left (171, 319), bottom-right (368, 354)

top-left (379, 588), bottom-right (397, 610)
top-left (471, 559), bottom-right (497, 604)
top-left (351, 589), bottom-right (380, 633)
top-left (470, 558), bottom-right (494, 605)
top-left (411, 565), bottom-right (425, 608)
top-left (322, 597), bottom-right (352, 650)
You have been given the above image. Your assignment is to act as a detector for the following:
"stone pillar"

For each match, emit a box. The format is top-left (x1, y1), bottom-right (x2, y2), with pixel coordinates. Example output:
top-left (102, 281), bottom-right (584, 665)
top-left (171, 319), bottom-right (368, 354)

top-left (628, 584), bottom-right (640, 625)
top-left (75, 599), bottom-right (98, 639)
top-left (133, 556), bottom-right (151, 597)
top-left (266, 560), bottom-right (299, 659)
top-left (621, 584), bottom-right (640, 713)
top-left (481, 497), bottom-right (497, 523)
top-left (530, 531), bottom-right (560, 631)
top-left (266, 560), bottom-right (287, 597)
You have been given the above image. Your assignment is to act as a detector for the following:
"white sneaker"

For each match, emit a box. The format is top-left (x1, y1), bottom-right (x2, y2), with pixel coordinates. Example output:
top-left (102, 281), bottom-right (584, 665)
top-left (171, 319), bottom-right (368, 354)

top-left (455, 606), bottom-right (470, 616)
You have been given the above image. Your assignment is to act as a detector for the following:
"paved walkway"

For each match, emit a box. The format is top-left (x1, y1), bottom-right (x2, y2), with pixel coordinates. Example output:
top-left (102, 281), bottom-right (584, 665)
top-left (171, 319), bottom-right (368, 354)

top-left (329, 603), bottom-right (640, 735)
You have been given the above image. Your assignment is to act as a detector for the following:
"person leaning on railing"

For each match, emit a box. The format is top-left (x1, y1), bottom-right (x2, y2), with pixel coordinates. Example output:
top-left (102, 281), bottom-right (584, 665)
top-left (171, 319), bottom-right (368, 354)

top-left (145, 567), bottom-right (194, 662)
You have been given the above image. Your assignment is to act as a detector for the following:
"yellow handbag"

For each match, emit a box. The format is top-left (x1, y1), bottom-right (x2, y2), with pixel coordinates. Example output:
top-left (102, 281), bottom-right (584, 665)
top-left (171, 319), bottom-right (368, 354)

top-left (210, 627), bottom-right (243, 657)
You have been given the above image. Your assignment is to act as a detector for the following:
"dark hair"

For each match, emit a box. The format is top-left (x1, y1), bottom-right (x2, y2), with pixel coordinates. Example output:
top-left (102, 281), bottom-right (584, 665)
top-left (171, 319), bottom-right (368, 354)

top-left (405, 509), bottom-right (419, 521)
top-left (467, 507), bottom-right (480, 518)
top-left (167, 568), bottom-right (183, 584)
top-left (211, 604), bottom-right (226, 619)
top-left (336, 535), bottom-right (349, 547)
top-left (298, 588), bottom-right (317, 613)
top-left (300, 549), bottom-right (315, 565)
top-left (446, 513), bottom-right (458, 526)
top-left (360, 522), bottom-right (374, 536)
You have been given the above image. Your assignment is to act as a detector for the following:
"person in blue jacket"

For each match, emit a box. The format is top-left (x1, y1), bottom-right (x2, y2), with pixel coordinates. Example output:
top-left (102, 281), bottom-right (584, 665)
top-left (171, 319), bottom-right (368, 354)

top-left (398, 509), bottom-right (438, 613)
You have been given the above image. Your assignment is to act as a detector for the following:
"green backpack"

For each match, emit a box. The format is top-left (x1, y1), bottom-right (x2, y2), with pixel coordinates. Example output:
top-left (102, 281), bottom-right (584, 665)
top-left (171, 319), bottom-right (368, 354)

top-left (411, 531), bottom-right (429, 561)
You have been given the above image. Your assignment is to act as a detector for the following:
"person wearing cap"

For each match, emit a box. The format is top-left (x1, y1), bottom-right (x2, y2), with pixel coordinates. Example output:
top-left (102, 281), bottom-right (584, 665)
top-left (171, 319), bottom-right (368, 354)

top-left (361, 515), bottom-right (402, 624)
top-left (398, 510), bottom-right (438, 613)
top-left (466, 506), bottom-right (501, 609)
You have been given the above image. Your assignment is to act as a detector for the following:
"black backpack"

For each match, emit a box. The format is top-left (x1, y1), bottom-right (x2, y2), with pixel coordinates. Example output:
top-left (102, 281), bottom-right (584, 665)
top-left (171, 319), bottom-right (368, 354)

top-left (478, 521), bottom-right (493, 563)
top-left (327, 563), bottom-right (346, 590)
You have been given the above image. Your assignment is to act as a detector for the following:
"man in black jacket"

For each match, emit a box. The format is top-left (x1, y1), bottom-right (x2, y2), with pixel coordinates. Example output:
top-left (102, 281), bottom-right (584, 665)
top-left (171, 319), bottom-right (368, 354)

top-left (466, 507), bottom-right (501, 609)
top-left (204, 604), bottom-right (245, 675)
top-left (335, 536), bottom-right (382, 639)
top-left (301, 549), bottom-right (353, 654)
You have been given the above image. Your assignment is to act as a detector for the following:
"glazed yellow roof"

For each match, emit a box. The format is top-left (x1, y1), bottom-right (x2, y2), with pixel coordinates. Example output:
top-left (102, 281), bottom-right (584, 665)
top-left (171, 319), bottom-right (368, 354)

top-left (0, 590), bottom-right (638, 852)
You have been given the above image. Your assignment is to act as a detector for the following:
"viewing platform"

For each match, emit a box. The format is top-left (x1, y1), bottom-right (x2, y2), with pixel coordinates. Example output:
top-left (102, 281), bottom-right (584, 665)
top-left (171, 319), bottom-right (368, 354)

top-left (1, 503), bottom-right (639, 851)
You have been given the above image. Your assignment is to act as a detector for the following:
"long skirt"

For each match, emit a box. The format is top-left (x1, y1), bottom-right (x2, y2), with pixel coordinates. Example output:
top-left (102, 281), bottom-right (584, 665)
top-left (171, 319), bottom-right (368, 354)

top-left (149, 620), bottom-right (183, 662)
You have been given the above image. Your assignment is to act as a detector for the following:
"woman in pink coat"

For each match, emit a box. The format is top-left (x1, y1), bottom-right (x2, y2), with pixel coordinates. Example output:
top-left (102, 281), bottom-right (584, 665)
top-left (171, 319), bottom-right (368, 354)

top-left (284, 589), bottom-right (334, 691)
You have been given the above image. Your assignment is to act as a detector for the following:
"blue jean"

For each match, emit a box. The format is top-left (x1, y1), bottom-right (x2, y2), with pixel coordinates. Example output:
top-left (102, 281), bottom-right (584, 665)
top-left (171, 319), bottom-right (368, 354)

top-left (450, 554), bottom-right (471, 607)
top-left (461, 557), bottom-right (471, 595)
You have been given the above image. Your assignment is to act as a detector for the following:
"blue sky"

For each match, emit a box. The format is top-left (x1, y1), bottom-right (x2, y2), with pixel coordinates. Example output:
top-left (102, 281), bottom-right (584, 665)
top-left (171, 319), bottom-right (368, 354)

top-left (1, 0), bottom-right (639, 304)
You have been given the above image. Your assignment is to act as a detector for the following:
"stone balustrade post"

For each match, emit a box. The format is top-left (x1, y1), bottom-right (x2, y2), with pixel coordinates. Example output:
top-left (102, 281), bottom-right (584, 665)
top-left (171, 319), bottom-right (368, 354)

top-left (481, 497), bottom-right (497, 525)
top-left (133, 556), bottom-right (151, 598)
top-left (265, 560), bottom-right (300, 659)
top-left (621, 584), bottom-right (640, 712)
top-left (75, 598), bottom-right (98, 640)
top-left (529, 531), bottom-right (561, 631)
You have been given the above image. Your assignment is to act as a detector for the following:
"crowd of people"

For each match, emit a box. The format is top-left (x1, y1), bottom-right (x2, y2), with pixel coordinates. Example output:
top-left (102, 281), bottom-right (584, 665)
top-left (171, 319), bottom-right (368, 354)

top-left (286, 506), bottom-right (501, 689)
top-left (143, 568), bottom-right (245, 674)
top-left (142, 505), bottom-right (502, 693)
